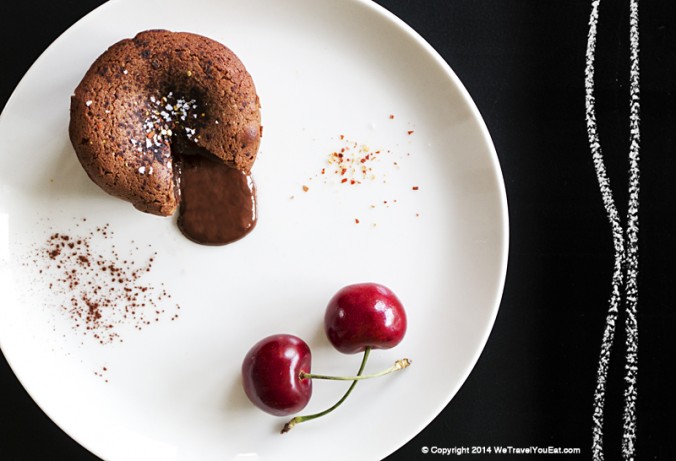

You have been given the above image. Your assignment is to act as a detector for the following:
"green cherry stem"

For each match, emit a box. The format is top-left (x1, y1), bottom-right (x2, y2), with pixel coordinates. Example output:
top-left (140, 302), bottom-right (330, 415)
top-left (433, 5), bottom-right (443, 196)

top-left (281, 347), bottom-right (371, 434)
top-left (281, 348), bottom-right (412, 434)
top-left (299, 358), bottom-right (412, 381)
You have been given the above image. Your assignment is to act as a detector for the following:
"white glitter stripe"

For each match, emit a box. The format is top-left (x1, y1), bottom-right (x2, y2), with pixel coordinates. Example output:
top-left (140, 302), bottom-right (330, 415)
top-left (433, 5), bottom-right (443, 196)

top-left (585, 3), bottom-right (625, 458)
top-left (622, 1), bottom-right (640, 458)
top-left (585, 1), bottom-right (641, 460)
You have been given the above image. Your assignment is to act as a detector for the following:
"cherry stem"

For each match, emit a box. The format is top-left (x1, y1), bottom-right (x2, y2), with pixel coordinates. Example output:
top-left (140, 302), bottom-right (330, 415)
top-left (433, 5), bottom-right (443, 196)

top-left (299, 358), bottom-right (411, 381)
top-left (281, 347), bottom-right (371, 434)
top-left (281, 348), bottom-right (412, 434)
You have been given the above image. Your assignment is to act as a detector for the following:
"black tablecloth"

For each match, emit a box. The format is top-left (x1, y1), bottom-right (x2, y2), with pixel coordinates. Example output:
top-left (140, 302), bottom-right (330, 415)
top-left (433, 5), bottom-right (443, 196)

top-left (2, 1), bottom-right (674, 459)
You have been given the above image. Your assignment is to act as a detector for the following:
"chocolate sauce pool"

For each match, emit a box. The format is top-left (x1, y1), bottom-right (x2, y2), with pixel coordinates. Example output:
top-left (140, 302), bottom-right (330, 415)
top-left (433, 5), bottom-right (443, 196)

top-left (176, 154), bottom-right (257, 245)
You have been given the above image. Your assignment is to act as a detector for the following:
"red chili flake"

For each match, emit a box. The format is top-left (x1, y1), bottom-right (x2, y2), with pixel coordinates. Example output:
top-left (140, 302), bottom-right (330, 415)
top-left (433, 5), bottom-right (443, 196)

top-left (341, 178), bottom-right (348, 183)
top-left (302, 185), bottom-right (309, 192)
top-left (407, 130), bottom-right (414, 135)
top-left (355, 218), bottom-right (360, 224)
top-left (389, 114), bottom-right (395, 119)
top-left (412, 186), bottom-right (419, 190)
top-left (321, 168), bottom-right (325, 174)
top-left (340, 134), bottom-right (345, 140)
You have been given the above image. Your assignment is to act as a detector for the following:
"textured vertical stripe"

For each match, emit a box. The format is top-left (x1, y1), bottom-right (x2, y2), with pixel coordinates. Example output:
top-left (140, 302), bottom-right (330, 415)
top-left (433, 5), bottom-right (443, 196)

top-left (585, 0), bottom-right (640, 459)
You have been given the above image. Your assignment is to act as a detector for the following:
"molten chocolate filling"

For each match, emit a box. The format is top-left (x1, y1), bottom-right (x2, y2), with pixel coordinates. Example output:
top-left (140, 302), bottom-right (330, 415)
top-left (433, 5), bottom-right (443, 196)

top-left (175, 153), bottom-right (257, 246)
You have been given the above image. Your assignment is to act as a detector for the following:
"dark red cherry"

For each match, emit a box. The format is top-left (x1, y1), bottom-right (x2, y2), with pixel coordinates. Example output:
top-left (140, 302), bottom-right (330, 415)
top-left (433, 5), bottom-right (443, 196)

top-left (324, 283), bottom-right (407, 354)
top-left (241, 334), bottom-right (312, 416)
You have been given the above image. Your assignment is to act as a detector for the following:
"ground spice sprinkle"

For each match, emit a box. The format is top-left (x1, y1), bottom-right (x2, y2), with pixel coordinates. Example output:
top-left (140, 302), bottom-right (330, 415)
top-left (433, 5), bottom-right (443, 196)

top-left (34, 222), bottom-right (180, 344)
top-left (323, 134), bottom-right (389, 186)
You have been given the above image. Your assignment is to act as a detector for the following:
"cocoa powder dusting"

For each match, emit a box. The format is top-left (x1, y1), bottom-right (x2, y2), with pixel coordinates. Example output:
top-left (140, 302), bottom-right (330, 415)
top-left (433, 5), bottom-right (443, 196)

top-left (37, 222), bottom-right (180, 344)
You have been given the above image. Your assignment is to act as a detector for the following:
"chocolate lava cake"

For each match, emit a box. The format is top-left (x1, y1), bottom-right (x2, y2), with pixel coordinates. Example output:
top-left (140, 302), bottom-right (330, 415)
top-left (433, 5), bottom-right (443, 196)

top-left (69, 30), bottom-right (261, 217)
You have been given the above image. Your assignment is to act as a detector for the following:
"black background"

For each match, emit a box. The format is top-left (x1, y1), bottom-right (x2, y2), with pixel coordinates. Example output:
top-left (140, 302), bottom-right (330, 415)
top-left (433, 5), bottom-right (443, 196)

top-left (2, 1), bottom-right (675, 460)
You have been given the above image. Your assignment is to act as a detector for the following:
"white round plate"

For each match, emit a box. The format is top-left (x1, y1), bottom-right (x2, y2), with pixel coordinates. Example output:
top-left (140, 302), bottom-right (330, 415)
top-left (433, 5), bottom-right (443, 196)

top-left (0, 0), bottom-right (508, 459)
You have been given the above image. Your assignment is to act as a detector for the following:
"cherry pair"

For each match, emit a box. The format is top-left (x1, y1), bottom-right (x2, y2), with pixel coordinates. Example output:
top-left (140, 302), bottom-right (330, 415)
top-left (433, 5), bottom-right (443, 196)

top-left (241, 282), bottom-right (409, 433)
